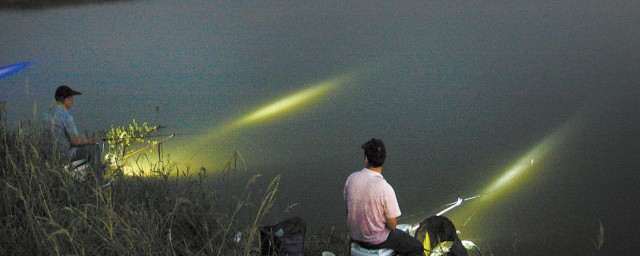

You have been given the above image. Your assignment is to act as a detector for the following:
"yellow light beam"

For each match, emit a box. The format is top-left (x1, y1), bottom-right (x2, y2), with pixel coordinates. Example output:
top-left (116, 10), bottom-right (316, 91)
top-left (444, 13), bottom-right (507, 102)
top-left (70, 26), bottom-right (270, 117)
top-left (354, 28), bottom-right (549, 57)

top-left (436, 120), bottom-right (578, 234)
top-left (235, 75), bottom-right (350, 127)
top-left (114, 67), bottom-right (366, 177)
top-left (169, 73), bottom-right (356, 171)
top-left (201, 73), bottom-right (353, 138)
top-left (239, 84), bottom-right (329, 124)
top-left (481, 120), bottom-right (575, 200)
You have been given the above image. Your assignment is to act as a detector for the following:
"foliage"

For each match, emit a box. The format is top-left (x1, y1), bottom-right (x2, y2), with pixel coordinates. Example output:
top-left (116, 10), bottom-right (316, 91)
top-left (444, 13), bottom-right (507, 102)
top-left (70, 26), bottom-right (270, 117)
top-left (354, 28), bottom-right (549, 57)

top-left (104, 119), bottom-right (157, 168)
top-left (0, 106), bottom-right (347, 255)
top-left (591, 220), bottom-right (605, 255)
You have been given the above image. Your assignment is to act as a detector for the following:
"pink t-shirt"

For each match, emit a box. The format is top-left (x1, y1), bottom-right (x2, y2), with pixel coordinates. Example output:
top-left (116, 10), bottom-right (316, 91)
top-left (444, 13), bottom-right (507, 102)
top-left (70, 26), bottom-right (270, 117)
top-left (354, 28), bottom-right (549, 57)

top-left (344, 168), bottom-right (401, 245)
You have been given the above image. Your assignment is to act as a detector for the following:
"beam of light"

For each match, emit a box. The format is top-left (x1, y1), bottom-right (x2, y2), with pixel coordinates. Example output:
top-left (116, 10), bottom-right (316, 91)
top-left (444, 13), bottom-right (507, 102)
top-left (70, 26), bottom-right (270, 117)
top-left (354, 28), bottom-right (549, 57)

top-left (0, 62), bottom-right (31, 79)
top-left (432, 120), bottom-right (578, 240)
top-left (229, 74), bottom-right (352, 130)
top-left (235, 81), bottom-right (335, 126)
top-left (452, 121), bottom-right (578, 242)
top-left (203, 73), bottom-right (355, 139)
top-left (122, 72), bottom-right (358, 177)
top-left (480, 121), bottom-right (574, 198)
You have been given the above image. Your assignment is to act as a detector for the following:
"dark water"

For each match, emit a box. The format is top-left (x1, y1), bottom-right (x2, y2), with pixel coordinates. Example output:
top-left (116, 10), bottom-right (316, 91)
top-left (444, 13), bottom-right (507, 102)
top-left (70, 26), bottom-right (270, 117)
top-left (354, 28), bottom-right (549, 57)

top-left (3, 1), bottom-right (640, 255)
top-left (220, 87), bottom-right (639, 255)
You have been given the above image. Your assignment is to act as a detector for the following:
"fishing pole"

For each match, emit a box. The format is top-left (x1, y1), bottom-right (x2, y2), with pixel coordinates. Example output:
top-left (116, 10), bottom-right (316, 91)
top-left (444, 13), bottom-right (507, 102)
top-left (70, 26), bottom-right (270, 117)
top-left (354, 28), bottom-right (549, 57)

top-left (436, 194), bottom-right (483, 216)
top-left (399, 194), bottom-right (486, 225)
top-left (145, 132), bottom-right (207, 137)
top-left (99, 129), bottom-right (207, 142)
top-left (122, 133), bottom-right (175, 159)
top-left (402, 194), bottom-right (485, 235)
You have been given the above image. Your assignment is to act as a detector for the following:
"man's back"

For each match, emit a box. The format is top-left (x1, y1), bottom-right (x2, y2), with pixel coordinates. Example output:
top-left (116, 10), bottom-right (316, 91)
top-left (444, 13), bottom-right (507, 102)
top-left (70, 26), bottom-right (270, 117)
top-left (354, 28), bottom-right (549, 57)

top-left (345, 138), bottom-right (425, 256)
top-left (43, 103), bottom-right (77, 151)
top-left (344, 168), bottom-right (401, 244)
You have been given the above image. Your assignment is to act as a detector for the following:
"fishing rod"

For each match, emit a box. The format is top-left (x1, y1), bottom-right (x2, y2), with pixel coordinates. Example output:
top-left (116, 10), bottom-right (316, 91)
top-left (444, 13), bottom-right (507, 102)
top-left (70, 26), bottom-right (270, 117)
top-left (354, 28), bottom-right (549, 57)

top-left (98, 124), bottom-right (207, 142)
top-left (144, 132), bottom-right (207, 137)
top-left (401, 194), bottom-right (485, 236)
top-left (436, 195), bottom-right (482, 215)
top-left (122, 133), bottom-right (175, 159)
top-left (399, 194), bottom-right (486, 227)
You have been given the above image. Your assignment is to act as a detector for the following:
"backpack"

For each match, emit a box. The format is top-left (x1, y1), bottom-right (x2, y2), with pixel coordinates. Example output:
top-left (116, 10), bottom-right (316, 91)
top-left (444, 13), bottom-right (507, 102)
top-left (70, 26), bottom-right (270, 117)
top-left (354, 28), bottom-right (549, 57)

top-left (414, 215), bottom-right (468, 256)
top-left (260, 216), bottom-right (306, 256)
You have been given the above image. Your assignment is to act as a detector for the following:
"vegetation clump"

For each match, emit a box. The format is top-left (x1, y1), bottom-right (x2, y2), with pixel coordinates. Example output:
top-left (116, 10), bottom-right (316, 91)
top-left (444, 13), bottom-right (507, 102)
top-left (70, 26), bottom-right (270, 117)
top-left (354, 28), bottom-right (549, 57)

top-left (0, 104), bottom-right (347, 255)
top-left (103, 119), bottom-right (157, 170)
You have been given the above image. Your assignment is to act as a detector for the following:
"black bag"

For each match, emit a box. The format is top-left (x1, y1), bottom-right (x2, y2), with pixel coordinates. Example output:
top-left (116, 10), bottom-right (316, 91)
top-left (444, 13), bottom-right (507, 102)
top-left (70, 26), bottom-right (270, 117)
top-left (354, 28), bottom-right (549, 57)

top-left (414, 215), bottom-right (468, 256)
top-left (260, 217), bottom-right (306, 256)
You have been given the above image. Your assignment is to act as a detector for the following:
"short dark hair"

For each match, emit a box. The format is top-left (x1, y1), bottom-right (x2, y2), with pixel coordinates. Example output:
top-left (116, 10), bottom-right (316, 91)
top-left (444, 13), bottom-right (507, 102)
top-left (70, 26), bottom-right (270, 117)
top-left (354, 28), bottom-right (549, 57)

top-left (361, 138), bottom-right (386, 167)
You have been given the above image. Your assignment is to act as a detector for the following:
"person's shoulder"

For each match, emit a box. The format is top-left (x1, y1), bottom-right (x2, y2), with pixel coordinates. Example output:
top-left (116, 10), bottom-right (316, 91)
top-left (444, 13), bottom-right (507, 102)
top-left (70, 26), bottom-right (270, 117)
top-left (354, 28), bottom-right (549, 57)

top-left (49, 103), bottom-right (65, 113)
top-left (381, 179), bottom-right (396, 192)
top-left (346, 170), bottom-right (361, 179)
top-left (346, 169), bottom-right (368, 181)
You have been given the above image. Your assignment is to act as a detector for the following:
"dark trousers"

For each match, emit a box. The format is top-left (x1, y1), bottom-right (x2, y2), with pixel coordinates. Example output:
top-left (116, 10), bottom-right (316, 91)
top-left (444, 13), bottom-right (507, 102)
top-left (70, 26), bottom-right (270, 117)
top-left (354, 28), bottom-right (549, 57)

top-left (359, 229), bottom-right (424, 256)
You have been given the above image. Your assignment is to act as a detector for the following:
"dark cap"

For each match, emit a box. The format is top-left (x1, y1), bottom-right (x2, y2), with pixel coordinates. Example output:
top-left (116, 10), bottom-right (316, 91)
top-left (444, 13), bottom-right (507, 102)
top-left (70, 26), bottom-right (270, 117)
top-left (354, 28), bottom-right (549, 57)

top-left (55, 85), bottom-right (81, 101)
top-left (361, 138), bottom-right (386, 167)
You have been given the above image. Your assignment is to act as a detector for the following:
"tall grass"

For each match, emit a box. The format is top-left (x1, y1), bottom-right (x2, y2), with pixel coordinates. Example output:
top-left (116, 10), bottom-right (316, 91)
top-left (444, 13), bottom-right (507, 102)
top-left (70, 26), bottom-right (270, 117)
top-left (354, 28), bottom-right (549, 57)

top-left (0, 104), bottom-right (309, 255)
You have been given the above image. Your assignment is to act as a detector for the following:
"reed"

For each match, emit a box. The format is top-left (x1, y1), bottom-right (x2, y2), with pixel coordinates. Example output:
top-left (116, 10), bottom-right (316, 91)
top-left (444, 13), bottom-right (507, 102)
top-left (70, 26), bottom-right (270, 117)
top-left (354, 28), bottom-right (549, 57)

top-left (0, 104), bottom-right (314, 255)
top-left (591, 220), bottom-right (605, 256)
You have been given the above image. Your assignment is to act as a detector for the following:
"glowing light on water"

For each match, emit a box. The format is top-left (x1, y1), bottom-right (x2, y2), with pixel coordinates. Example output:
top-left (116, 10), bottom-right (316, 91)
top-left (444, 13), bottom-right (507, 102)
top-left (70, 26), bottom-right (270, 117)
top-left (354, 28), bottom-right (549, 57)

top-left (205, 73), bottom-right (355, 137)
top-left (130, 72), bottom-right (358, 176)
top-left (480, 122), bottom-right (573, 198)
top-left (234, 78), bottom-right (342, 126)
top-left (433, 120), bottom-right (578, 238)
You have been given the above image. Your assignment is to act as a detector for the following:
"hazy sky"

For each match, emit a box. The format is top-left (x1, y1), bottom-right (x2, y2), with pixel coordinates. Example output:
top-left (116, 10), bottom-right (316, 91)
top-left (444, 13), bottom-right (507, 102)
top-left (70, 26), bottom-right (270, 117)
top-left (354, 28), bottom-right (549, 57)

top-left (2, 1), bottom-right (639, 254)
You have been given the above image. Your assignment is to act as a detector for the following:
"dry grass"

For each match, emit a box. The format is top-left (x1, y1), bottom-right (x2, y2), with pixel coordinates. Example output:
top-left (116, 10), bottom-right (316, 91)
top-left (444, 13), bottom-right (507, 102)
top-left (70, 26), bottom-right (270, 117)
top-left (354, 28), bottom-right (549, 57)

top-left (0, 104), bottom-right (327, 255)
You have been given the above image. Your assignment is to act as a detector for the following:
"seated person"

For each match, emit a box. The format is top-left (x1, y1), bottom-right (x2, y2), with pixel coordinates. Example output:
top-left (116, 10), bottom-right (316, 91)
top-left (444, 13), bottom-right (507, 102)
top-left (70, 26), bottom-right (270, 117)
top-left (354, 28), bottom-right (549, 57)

top-left (42, 85), bottom-right (103, 178)
top-left (344, 138), bottom-right (424, 256)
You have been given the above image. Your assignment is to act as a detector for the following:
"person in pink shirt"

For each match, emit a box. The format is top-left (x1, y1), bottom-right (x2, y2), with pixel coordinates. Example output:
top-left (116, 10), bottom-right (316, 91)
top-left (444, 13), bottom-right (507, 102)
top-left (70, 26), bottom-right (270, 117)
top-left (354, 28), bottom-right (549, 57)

top-left (344, 138), bottom-right (424, 255)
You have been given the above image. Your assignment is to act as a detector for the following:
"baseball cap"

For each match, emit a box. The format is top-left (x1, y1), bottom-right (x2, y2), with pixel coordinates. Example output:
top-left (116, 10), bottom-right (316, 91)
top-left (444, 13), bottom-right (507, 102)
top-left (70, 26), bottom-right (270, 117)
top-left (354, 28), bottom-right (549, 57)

top-left (55, 85), bottom-right (82, 101)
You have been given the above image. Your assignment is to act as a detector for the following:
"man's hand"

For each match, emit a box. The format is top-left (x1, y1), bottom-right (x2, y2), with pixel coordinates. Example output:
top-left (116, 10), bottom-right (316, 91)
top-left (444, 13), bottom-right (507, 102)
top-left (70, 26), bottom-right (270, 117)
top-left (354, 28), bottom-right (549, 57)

top-left (86, 137), bottom-right (98, 145)
top-left (70, 136), bottom-right (98, 146)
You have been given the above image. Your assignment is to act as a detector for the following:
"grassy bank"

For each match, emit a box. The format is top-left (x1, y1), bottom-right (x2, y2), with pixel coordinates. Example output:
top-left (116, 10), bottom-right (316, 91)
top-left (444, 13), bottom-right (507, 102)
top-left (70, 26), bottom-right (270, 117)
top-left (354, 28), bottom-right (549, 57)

top-left (0, 104), bottom-right (348, 255)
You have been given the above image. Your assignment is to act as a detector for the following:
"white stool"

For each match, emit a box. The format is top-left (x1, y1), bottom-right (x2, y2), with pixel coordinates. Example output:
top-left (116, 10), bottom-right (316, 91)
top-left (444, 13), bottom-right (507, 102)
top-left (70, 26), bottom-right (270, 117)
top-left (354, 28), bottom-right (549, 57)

top-left (349, 224), bottom-right (415, 256)
top-left (350, 243), bottom-right (396, 256)
top-left (64, 159), bottom-right (89, 181)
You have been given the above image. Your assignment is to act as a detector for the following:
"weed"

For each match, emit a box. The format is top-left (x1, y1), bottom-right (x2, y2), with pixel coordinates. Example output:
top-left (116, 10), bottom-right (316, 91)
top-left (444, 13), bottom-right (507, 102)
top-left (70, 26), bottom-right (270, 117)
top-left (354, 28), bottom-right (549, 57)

top-left (0, 104), bottom-right (301, 255)
top-left (591, 220), bottom-right (605, 255)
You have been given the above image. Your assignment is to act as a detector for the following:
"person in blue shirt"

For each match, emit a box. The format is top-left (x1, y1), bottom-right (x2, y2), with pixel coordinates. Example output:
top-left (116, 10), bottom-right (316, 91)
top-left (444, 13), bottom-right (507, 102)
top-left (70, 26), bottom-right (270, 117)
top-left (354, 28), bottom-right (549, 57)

top-left (43, 85), bottom-right (103, 178)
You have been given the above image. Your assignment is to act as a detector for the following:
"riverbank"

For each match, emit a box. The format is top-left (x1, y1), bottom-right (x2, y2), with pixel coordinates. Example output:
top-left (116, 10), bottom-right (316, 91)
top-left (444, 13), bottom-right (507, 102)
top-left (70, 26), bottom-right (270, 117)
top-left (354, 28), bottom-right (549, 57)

top-left (0, 108), bottom-right (347, 255)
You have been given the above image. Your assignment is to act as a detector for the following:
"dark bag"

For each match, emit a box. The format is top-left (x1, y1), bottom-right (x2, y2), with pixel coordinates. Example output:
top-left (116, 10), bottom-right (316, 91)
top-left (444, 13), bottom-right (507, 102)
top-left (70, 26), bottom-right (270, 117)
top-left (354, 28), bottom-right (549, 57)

top-left (414, 215), bottom-right (468, 256)
top-left (260, 217), bottom-right (306, 256)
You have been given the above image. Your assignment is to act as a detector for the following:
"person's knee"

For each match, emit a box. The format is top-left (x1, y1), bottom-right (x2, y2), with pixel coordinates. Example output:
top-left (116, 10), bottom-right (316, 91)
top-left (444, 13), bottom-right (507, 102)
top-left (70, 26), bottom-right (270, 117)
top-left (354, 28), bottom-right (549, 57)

top-left (390, 229), bottom-right (423, 254)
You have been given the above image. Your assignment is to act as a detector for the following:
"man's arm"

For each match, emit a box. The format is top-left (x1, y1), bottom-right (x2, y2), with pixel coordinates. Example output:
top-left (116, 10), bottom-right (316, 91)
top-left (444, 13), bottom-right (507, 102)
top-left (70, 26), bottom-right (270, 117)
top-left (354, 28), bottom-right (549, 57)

top-left (69, 136), bottom-right (97, 146)
top-left (385, 217), bottom-right (397, 230)
top-left (64, 116), bottom-right (97, 146)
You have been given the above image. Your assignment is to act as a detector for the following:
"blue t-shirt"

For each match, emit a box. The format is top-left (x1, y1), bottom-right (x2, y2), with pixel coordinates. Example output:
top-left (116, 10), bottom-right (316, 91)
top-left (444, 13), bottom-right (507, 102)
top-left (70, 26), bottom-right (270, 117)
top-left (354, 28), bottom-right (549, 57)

top-left (43, 102), bottom-right (79, 152)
